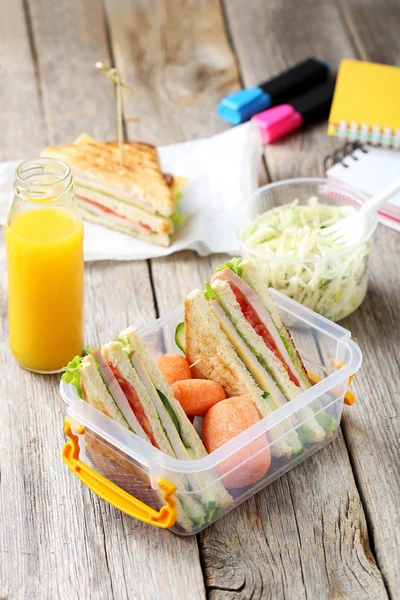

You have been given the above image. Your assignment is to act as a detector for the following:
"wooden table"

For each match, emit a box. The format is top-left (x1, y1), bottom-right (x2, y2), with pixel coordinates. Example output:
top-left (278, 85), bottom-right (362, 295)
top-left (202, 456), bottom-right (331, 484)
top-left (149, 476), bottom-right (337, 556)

top-left (1, 1), bottom-right (399, 598)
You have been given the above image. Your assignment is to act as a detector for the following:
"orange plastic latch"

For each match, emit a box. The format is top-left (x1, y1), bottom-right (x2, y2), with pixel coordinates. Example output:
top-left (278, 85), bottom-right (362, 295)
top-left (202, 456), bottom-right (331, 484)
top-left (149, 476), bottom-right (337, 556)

top-left (332, 360), bottom-right (354, 385)
top-left (308, 364), bottom-right (356, 406)
top-left (62, 418), bottom-right (177, 528)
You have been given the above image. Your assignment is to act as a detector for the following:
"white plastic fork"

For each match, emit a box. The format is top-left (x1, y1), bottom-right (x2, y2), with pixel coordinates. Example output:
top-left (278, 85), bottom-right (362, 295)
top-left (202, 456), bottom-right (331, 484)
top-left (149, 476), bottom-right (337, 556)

top-left (321, 176), bottom-right (400, 245)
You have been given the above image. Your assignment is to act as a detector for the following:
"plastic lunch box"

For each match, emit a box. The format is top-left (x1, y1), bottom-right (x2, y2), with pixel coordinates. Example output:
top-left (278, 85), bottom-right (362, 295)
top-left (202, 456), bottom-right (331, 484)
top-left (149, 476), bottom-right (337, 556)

top-left (60, 289), bottom-right (362, 535)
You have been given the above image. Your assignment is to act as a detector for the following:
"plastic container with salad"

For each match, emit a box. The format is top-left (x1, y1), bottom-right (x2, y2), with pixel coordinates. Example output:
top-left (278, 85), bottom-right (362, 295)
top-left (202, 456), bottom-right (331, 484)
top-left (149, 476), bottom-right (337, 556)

top-left (233, 178), bottom-right (377, 321)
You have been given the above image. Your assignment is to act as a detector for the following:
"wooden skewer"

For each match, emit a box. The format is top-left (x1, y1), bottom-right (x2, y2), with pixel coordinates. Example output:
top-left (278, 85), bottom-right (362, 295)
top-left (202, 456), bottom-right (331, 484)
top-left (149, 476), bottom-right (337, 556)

top-left (189, 359), bottom-right (202, 368)
top-left (95, 62), bottom-right (138, 165)
top-left (116, 76), bottom-right (124, 165)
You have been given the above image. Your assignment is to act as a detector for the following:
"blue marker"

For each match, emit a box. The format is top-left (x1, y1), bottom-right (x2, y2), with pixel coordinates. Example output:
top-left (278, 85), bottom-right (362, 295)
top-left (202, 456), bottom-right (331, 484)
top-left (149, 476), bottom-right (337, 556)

top-left (217, 57), bottom-right (330, 126)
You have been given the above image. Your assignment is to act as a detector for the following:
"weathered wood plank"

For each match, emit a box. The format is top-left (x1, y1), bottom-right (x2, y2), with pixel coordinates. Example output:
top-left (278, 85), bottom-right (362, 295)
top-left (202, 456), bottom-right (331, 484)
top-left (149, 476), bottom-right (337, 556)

top-left (340, 227), bottom-right (400, 597)
top-left (0, 0), bottom-right (45, 158)
top-left (102, 0), bottom-right (239, 341)
top-left (337, 0), bottom-right (400, 65)
top-left (25, 0), bottom-right (116, 143)
top-left (0, 1), bottom-right (206, 599)
top-left (104, 0), bottom-right (237, 146)
top-left (0, 4), bottom-right (48, 595)
top-left (333, 1), bottom-right (400, 595)
top-left (103, 3), bottom-right (243, 598)
top-left (203, 434), bottom-right (384, 600)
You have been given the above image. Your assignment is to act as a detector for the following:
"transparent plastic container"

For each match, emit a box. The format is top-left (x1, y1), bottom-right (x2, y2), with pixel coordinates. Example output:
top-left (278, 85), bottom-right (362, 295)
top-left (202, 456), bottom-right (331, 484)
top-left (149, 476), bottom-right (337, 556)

top-left (233, 178), bottom-right (377, 321)
top-left (60, 290), bottom-right (362, 535)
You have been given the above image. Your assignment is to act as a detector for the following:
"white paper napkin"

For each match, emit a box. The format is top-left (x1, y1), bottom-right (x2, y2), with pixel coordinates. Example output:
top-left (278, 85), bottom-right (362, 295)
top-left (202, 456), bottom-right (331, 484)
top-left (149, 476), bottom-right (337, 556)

top-left (0, 123), bottom-right (262, 261)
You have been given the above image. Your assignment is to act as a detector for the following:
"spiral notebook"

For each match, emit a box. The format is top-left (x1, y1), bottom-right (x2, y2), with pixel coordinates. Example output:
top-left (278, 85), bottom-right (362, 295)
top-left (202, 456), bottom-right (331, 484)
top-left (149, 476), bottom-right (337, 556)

top-left (328, 60), bottom-right (400, 148)
top-left (325, 143), bottom-right (400, 232)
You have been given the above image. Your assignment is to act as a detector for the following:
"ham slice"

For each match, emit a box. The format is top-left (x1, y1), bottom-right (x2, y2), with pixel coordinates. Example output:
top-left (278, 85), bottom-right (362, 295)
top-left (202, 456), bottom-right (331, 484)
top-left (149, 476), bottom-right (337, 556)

top-left (129, 353), bottom-right (190, 461)
top-left (91, 348), bottom-right (150, 442)
top-left (76, 196), bottom-right (153, 233)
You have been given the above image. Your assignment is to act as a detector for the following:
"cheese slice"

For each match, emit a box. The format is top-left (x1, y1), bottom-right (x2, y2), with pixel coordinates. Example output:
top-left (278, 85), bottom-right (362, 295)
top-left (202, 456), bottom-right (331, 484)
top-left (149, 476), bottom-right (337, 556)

top-left (209, 301), bottom-right (286, 407)
top-left (74, 132), bottom-right (96, 145)
top-left (170, 175), bottom-right (189, 197)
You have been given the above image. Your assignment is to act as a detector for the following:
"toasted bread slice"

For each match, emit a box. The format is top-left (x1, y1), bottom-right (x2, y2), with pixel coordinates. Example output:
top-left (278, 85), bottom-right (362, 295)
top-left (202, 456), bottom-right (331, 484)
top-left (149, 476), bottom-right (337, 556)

top-left (42, 141), bottom-right (175, 217)
top-left (101, 341), bottom-right (177, 457)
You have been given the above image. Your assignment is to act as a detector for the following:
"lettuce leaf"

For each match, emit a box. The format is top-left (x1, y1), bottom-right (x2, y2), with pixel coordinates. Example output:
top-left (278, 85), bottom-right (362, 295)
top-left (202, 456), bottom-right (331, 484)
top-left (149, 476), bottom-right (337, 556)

top-left (215, 257), bottom-right (243, 277)
top-left (276, 327), bottom-right (310, 387)
top-left (171, 192), bottom-right (186, 226)
top-left (174, 192), bottom-right (184, 207)
top-left (114, 336), bottom-right (132, 359)
top-left (62, 348), bottom-right (94, 397)
top-left (203, 282), bottom-right (217, 301)
top-left (62, 355), bottom-right (84, 397)
top-left (171, 211), bottom-right (186, 226)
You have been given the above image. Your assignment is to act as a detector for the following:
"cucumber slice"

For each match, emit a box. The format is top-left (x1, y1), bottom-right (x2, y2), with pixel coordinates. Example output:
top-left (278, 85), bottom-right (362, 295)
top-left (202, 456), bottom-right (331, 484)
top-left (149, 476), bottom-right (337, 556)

top-left (175, 322), bottom-right (185, 353)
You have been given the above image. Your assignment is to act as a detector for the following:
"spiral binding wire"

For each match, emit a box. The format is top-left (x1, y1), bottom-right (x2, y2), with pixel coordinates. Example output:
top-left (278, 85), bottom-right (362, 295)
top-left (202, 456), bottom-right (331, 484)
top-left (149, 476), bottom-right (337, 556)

top-left (323, 142), bottom-right (368, 172)
top-left (333, 119), bottom-right (400, 149)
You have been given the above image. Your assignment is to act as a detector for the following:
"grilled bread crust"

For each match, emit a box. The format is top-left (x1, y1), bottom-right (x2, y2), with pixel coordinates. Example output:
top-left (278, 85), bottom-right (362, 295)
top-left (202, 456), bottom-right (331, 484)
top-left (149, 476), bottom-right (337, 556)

top-left (42, 141), bottom-right (175, 216)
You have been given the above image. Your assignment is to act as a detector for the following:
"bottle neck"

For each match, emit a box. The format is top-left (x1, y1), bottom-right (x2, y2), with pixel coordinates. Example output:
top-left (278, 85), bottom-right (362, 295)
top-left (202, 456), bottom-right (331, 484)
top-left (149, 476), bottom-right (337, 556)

top-left (14, 157), bottom-right (73, 206)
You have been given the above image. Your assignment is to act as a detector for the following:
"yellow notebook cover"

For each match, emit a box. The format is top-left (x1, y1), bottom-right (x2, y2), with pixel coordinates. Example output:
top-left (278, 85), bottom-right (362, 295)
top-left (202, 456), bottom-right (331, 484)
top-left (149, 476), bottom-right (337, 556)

top-left (328, 60), bottom-right (400, 146)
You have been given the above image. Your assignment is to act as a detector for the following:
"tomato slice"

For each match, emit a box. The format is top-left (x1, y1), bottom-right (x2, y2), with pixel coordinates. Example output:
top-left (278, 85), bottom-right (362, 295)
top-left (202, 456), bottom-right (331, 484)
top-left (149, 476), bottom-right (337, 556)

top-left (163, 172), bottom-right (174, 187)
top-left (229, 284), bottom-right (300, 387)
top-left (108, 363), bottom-right (159, 448)
top-left (76, 195), bottom-right (152, 233)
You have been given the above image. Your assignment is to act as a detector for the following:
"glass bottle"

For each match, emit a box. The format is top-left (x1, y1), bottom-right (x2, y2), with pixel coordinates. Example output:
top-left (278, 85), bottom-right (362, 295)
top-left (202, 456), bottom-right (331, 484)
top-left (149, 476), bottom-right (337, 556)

top-left (6, 158), bottom-right (84, 373)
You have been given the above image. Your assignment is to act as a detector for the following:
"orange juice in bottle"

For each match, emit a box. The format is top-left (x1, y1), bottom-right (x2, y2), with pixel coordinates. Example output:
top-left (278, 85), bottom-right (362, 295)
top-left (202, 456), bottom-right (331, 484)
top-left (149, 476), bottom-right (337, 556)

top-left (6, 158), bottom-right (84, 373)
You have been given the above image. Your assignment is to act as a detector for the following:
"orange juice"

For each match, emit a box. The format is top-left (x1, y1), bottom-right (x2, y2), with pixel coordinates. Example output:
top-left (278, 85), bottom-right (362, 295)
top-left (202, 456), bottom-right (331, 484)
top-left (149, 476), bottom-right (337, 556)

top-left (6, 208), bottom-right (84, 372)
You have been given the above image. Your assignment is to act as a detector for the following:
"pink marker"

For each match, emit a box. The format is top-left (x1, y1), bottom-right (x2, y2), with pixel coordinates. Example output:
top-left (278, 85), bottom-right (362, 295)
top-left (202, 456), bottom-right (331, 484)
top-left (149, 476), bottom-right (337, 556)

top-left (252, 80), bottom-right (335, 144)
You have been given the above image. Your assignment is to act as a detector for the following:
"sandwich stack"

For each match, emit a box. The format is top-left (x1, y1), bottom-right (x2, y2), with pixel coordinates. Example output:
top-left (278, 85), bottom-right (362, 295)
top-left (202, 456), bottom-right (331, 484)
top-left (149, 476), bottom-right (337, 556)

top-left (42, 140), bottom-right (186, 246)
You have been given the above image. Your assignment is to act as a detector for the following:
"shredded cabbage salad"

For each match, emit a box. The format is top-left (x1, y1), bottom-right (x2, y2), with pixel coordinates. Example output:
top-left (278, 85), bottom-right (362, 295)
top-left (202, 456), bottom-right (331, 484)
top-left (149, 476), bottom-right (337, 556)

top-left (240, 198), bottom-right (370, 321)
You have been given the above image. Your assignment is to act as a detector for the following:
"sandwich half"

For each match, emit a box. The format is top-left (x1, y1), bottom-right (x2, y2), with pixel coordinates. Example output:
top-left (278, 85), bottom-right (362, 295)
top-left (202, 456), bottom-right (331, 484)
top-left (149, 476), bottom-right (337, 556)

top-left (184, 289), bottom-right (303, 457)
top-left (212, 258), bottom-right (336, 437)
top-left (185, 258), bottom-right (335, 443)
top-left (63, 333), bottom-right (232, 531)
top-left (42, 141), bottom-right (186, 247)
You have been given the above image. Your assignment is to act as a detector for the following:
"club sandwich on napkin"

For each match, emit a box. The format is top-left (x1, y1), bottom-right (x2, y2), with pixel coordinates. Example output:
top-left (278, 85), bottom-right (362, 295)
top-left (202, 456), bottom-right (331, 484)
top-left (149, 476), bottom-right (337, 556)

top-left (42, 134), bottom-right (187, 246)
